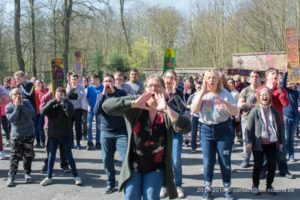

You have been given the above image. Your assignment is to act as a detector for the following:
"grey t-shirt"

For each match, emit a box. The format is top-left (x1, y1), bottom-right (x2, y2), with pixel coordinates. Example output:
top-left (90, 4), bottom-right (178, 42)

top-left (239, 86), bottom-right (257, 119)
top-left (199, 89), bottom-right (236, 125)
top-left (126, 81), bottom-right (144, 95)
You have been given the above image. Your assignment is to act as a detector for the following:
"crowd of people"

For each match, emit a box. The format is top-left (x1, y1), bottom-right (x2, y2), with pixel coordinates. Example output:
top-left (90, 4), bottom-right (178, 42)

top-left (0, 67), bottom-right (299, 200)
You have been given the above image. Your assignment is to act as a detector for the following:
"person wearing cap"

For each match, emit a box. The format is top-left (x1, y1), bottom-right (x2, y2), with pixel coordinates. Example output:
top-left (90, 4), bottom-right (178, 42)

top-left (245, 86), bottom-right (283, 195)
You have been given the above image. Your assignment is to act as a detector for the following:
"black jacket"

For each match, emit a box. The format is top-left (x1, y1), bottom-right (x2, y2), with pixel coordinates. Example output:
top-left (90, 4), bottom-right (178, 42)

top-left (41, 98), bottom-right (74, 139)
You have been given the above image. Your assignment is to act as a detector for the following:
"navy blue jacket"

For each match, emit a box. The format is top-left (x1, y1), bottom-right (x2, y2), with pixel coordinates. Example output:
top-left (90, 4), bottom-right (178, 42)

top-left (94, 88), bottom-right (127, 134)
top-left (282, 72), bottom-right (299, 119)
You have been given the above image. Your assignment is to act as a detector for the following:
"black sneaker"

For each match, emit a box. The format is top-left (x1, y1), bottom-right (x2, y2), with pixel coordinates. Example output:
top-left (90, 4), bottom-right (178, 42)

top-left (104, 186), bottom-right (117, 194)
top-left (252, 186), bottom-right (260, 195)
top-left (202, 189), bottom-right (212, 200)
top-left (95, 143), bottom-right (101, 150)
top-left (266, 186), bottom-right (277, 196)
top-left (62, 166), bottom-right (71, 173)
top-left (40, 165), bottom-right (47, 173)
top-left (86, 143), bottom-right (94, 150)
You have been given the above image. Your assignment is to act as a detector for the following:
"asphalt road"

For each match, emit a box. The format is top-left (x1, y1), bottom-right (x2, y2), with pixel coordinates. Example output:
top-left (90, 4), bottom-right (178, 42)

top-left (0, 136), bottom-right (299, 200)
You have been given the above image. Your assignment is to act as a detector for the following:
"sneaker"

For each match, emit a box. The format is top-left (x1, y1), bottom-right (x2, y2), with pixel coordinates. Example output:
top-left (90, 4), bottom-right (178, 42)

top-left (24, 174), bottom-right (33, 183)
top-left (177, 187), bottom-right (185, 199)
top-left (202, 189), bottom-right (212, 200)
top-left (74, 176), bottom-right (82, 185)
top-left (191, 149), bottom-right (197, 153)
top-left (95, 143), bottom-right (101, 150)
top-left (5, 140), bottom-right (11, 147)
top-left (240, 159), bottom-right (250, 168)
top-left (266, 186), bottom-right (277, 196)
top-left (252, 186), bottom-right (260, 195)
top-left (6, 176), bottom-right (15, 187)
top-left (76, 144), bottom-right (81, 150)
top-left (289, 156), bottom-right (296, 162)
top-left (224, 189), bottom-right (234, 200)
top-left (0, 151), bottom-right (6, 160)
top-left (62, 166), bottom-right (71, 173)
top-left (160, 187), bottom-right (167, 198)
top-left (86, 144), bottom-right (94, 150)
top-left (40, 165), bottom-right (47, 173)
top-left (40, 177), bottom-right (53, 186)
top-left (35, 143), bottom-right (42, 148)
top-left (104, 185), bottom-right (117, 194)
top-left (285, 171), bottom-right (295, 179)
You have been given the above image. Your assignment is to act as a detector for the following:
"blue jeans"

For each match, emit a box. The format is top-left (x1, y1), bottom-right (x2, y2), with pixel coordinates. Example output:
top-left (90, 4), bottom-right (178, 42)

top-left (191, 116), bottom-right (200, 150)
top-left (87, 112), bottom-right (101, 145)
top-left (172, 132), bottom-right (183, 187)
top-left (284, 116), bottom-right (298, 159)
top-left (35, 114), bottom-right (45, 144)
top-left (124, 169), bottom-right (164, 200)
top-left (47, 135), bottom-right (78, 178)
top-left (201, 120), bottom-right (233, 185)
top-left (101, 131), bottom-right (127, 187)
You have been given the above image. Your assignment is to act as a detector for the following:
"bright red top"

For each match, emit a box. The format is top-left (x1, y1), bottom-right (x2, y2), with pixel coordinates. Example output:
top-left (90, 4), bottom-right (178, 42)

top-left (34, 89), bottom-right (47, 114)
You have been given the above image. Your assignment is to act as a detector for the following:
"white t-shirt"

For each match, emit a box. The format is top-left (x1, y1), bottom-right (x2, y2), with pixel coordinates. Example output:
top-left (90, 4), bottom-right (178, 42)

top-left (199, 89), bottom-right (236, 125)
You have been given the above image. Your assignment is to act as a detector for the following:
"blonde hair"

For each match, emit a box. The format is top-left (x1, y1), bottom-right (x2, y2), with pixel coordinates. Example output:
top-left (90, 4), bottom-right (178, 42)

top-left (14, 71), bottom-right (25, 78)
top-left (203, 69), bottom-right (223, 93)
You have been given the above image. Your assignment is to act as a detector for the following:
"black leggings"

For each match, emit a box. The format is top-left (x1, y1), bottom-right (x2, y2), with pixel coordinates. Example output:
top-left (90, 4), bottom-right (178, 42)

top-left (252, 143), bottom-right (277, 188)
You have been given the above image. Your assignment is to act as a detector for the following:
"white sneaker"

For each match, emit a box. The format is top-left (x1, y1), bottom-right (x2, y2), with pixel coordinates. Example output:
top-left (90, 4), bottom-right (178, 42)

top-left (40, 177), bottom-right (53, 186)
top-left (74, 176), bottom-right (82, 185)
top-left (0, 151), bottom-right (6, 160)
top-left (177, 187), bottom-right (185, 199)
top-left (160, 187), bottom-right (167, 198)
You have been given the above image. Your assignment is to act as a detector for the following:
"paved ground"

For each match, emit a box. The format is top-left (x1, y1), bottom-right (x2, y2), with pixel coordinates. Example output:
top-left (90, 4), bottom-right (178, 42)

top-left (0, 136), bottom-right (300, 200)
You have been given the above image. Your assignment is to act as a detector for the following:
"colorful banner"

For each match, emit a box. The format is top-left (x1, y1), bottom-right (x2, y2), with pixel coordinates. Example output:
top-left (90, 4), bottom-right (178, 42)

top-left (74, 50), bottom-right (83, 84)
top-left (50, 58), bottom-right (64, 96)
top-left (286, 27), bottom-right (300, 83)
top-left (232, 53), bottom-right (287, 71)
top-left (163, 48), bottom-right (176, 73)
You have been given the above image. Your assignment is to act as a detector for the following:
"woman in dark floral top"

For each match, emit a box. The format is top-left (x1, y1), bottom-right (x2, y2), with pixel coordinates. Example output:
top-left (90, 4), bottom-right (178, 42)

top-left (102, 74), bottom-right (191, 200)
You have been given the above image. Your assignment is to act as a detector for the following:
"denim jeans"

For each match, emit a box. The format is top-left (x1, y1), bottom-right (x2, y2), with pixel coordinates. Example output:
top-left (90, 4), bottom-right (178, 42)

top-left (172, 132), bottom-right (183, 187)
top-left (87, 112), bottom-right (101, 145)
top-left (47, 135), bottom-right (78, 178)
top-left (101, 131), bottom-right (128, 187)
top-left (35, 114), bottom-right (45, 144)
top-left (191, 116), bottom-right (200, 150)
top-left (124, 169), bottom-right (165, 200)
top-left (284, 116), bottom-right (298, 159)
top-left (1, 115), bottom-right (11, 141)
top-left (241, 117), bottom-right (250, 159)
top-left (201, 120), bottom-right (234, 185)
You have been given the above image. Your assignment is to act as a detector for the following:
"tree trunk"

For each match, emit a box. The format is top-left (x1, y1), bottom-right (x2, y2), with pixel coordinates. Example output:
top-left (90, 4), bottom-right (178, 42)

top-left (120, 0), bottom-right (132, 56)
top-left (29, 0), bottom-right (37, 77)
top-left (63, 0), bottom-right (73, 81)
top-left (14, 0), bottom-right (25, 72)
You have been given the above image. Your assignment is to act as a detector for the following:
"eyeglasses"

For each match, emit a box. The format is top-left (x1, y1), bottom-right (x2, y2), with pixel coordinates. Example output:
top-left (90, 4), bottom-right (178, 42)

top-left (146, 84), bottom-right (162, 89)
top-left (165, 76), bottom-right (175, 80)
top-left (12, 92), bottom-right (21, 96)
top-left (104, 80), bottom-right (113, 83)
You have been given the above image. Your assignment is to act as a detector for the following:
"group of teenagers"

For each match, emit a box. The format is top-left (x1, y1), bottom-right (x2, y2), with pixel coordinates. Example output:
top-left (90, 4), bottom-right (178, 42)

top-left (0, 67), bottom-right (298, 200)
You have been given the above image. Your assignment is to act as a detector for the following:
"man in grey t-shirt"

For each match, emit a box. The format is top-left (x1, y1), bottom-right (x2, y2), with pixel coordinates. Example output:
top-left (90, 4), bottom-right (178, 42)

top-left (126, 68), bottom-right (144, 95)
top-left (237, 71), bottom-right (261, 168)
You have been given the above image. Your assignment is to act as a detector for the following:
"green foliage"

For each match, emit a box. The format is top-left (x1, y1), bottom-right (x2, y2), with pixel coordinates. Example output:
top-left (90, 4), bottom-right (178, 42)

top-left (107, 54), bottom-right (130, 72)
top-left (128, 37), bottom-right (150, 70)
top-left (91, 50), bottom-right (105, 76)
